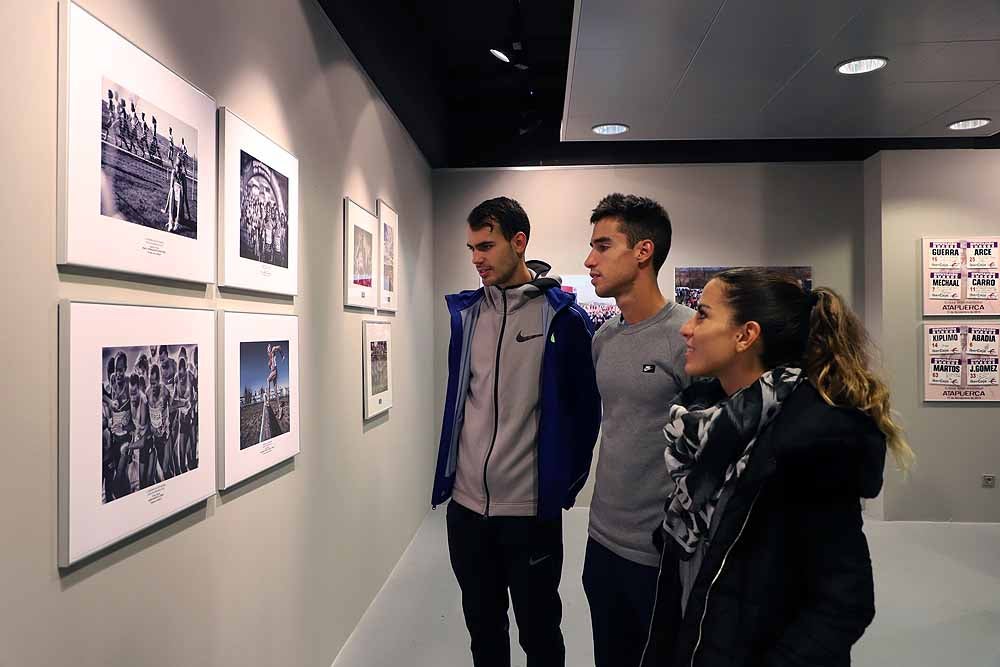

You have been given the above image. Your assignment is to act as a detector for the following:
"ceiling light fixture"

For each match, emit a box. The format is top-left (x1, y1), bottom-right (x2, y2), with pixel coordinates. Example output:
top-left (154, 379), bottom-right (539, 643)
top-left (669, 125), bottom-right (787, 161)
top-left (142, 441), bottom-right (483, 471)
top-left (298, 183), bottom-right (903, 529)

top-left (490, 49), bottom-right (510, 63)
top-left (836, 57), bottom-right (888, 75)
top-left (592, 123), bottom-right (629, 136)
top-left (948, 118), bottom-right (991, 131)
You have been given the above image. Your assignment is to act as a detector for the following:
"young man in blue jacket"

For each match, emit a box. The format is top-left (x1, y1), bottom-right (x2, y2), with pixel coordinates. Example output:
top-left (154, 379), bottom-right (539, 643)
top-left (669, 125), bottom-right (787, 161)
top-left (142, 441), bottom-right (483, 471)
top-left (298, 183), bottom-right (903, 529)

top-left (431, 196), bottom-right (601, 667)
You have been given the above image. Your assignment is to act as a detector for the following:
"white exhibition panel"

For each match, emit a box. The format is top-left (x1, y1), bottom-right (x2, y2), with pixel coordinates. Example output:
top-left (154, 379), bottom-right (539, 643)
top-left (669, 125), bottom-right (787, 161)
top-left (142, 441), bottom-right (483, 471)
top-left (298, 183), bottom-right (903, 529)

top-left (218, 108), bottom-right (299, 295)
top-left (59, 302), bottom-right (216, 567)
top-left (59, 1), bottom-right (217, 283)
top-left (363, 320), bottom-right (392, 419)
top-left (219, 311), bottom-right (300, 489)
top-left (923, 321), bottom-right (1000, 402)
top-left (345, 198), bottom-right (378, 309)
top-left (377, 200), bottom-right (399, 312)
top-left (922, 237), bottom-right (1000, 316)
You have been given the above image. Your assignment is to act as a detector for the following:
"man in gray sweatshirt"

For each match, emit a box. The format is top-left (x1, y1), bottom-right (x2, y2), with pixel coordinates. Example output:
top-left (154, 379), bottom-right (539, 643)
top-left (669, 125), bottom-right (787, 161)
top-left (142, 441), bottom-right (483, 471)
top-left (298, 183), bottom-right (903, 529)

top-left (582, 194), bottom-right (694, 667)
top-left (434, 197), bottom-right (601, 667)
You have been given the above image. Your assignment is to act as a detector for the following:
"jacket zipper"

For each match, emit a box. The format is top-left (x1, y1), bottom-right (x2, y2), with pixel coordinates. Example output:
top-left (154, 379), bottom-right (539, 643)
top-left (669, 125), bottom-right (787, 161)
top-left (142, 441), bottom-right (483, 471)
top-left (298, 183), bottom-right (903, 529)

top-left (689, 489), bottom-right (763, 667)
top-left (482, 288), bottom-right (508, 518)
top-left (638, 536), bottom-right (668, 667)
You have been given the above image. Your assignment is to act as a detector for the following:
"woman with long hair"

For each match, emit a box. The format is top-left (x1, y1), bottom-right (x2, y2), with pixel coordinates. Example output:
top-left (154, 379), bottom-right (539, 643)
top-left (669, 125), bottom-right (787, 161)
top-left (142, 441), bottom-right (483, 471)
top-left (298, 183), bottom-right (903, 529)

top-left (640, 268), bottom-right (913, 667)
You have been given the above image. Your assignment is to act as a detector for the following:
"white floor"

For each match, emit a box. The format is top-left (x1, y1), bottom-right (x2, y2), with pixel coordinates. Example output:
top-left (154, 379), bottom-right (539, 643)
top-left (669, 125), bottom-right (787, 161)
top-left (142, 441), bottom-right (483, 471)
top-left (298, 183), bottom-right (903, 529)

top-left (331, 507), bottom-right (1000, 667)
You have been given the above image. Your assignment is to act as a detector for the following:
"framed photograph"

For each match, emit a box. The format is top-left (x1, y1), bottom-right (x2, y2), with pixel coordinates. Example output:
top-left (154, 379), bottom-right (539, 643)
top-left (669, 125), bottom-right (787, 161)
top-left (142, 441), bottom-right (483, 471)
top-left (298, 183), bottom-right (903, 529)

top-left (562, 275), bottom-right (621, 330)
top-left (219, 312), bottom-right (300, 489)
top-left (674, 266), bottom-right (813, 310)
top-left (923, 322), bottom-right (1000, 402)
top-left (344, 198), bottom-right (378, 309)
top-left (57, 1), bottom-right (216, 283)
top-left (58, 302), bottom-right (216, 566)
top-left (922, 237), bottom-right (1000, 316)
top-left (377, 199), bottom-right (399, 312)
top-left (362, 320), bottom-right (393, 419)
top-left (218, 108), bottom-right (299, 295)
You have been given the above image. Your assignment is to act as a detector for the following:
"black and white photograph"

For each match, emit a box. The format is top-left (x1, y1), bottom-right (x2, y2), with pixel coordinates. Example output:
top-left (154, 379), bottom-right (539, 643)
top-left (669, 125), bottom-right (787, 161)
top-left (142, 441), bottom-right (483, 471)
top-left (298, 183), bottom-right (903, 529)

top-left (354, 226), bottom-right (374, 288)
top-left (382, 222), bottom-right (395, 294)
top-left (100, 77), bottom-right (199, 238)
top-left (59, 301), bottom-right (216, 566)
top-left (239, 339), bottom-right (291, 450)
top-left (370, 340), bottom-right (389, 395)
top-left (60, 2), bottom-right (216, 282)
top-left (675, 266), bottom-right (813, 309)
top-left (239, 150), bottom-right (289, 269)
top-left (100, 344), bottom-right (199, 504)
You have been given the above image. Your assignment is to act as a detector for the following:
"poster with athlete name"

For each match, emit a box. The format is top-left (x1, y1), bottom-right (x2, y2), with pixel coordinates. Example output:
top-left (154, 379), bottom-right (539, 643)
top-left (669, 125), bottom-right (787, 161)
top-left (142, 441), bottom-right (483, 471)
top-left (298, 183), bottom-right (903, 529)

top-left (923, 322), bottom-right (1000, 402)
top-left (923, 237), bottom-right (1000, 316)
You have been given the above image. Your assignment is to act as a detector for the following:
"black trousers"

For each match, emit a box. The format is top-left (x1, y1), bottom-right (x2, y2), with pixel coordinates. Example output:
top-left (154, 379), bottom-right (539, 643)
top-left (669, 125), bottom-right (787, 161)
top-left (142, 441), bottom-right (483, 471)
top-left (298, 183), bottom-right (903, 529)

top-left (583, 537), bottom-right (659, 667)
top-left (446, 500), bottom-right (565, 667)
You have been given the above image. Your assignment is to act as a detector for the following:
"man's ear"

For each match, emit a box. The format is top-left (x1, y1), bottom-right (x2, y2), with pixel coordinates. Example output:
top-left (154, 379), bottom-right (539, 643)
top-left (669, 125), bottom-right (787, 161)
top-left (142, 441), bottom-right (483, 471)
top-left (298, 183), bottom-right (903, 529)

top-left (511, 231), bottom-right (528, 255)
top-left (635, 239), bottom-right (654, 265)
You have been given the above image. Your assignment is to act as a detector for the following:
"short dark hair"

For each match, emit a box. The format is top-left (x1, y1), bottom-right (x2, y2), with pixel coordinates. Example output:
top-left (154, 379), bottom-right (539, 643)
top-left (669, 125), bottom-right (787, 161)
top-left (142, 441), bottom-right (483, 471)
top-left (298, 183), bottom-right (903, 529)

top-left (467, 197), bottom-right (530, 243)
top-left (590, 193), bottom-right (672, 272)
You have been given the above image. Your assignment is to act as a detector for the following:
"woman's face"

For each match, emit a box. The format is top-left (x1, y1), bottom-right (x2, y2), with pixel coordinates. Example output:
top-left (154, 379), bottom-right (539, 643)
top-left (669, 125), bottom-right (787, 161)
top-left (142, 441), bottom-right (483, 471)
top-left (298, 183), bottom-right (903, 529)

top-left (680, 279), bottom-right (746, 378)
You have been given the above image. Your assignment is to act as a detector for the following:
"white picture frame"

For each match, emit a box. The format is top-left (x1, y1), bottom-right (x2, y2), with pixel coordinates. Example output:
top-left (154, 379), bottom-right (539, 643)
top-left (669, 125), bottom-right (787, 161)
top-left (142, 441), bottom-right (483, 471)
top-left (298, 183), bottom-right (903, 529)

top-left (58, 302), bottom-right (216, 567)
top-left (218, 108), bottom-right (299, 295)
top-left (57, 1), bottom-right (217, 283)
top-left (219, 311), bottom-right (300, 489)
top-left (362, 320), bottom-right (393, 419)
top-left (344, 198), bottom-right (378, 309)
top-left (377, 199), bottom-right (399, 312)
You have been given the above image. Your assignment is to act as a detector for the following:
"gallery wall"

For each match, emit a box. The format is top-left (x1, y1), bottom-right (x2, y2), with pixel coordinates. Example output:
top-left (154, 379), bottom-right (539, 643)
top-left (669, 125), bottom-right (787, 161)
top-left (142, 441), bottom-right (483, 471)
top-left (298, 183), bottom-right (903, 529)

top-left (1, 1), bottom-right (436, 666)
top-left (432, 163), bottom-right (866, 507)
top-left (869, 150), bottom-right (1000, 522)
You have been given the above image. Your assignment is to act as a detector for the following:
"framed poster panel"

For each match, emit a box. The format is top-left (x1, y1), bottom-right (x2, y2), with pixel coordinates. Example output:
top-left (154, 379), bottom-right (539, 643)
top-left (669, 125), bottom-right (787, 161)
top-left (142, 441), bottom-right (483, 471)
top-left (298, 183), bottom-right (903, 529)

top-left (219, 312), bottom-right (300, 489)
top-left (57, 1), bottom-right (217, 283)
top-left (362, 320), bottom-right (393, 419)
top-left (58, 302), bottom-right (216, 566)
top-left (923, 322), bottom-right (1000, 402)
top-left (674, 266), bottom-right (813, 310)
top-left (922, 237), bottom-right (1000, 316)
top-left (218, 108), bottom-right (299, 295)
top-left (377, 199), bottom-right (399, 312)
top-left (344, 198), bottom-right (378, 309)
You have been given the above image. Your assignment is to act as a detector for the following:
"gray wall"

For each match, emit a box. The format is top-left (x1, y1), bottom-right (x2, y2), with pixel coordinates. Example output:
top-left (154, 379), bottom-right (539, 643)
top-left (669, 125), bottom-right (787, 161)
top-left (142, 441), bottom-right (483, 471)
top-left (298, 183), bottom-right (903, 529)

top-left (432, 164), bottom-right (865, 506)
top-left (874, 150), bottom-right (1000, 522)
top-left (2, 1), bottom-right (435, 666)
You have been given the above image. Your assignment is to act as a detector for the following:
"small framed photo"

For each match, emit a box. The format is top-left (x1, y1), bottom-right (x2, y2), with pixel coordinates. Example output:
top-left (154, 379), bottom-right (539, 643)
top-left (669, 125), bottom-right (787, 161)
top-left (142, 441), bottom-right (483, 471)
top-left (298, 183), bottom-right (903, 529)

top-left (362, 320), bottom-right (393, 419)
top-left (218, 108), bottom-right (299, 295)
top-left (377, 199), bottom-right (399, 312)
top-left (58, 302), bottom-right (216, 566)
top-left (219, 312), bottom-right (300, 489)
top-left (57, 1), bottom-right (216, 283)
top-left (345, 198), bottom-right (378, 309)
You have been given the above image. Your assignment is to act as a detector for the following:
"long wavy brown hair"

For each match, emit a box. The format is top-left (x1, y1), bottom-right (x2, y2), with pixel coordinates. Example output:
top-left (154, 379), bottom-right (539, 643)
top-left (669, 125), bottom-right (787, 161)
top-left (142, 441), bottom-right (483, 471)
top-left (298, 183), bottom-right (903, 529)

top-left (714, 268), bottom-right (914, 470)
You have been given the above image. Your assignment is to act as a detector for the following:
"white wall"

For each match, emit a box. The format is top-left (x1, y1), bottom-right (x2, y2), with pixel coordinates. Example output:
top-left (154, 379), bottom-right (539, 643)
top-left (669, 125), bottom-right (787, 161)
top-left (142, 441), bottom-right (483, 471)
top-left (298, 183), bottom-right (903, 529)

top-left (874, 150), bottom-right (1000, 522)
top-left (432, 163), bottom-right (865, 506)
top-left (0, 1), bottom-right (436, 666)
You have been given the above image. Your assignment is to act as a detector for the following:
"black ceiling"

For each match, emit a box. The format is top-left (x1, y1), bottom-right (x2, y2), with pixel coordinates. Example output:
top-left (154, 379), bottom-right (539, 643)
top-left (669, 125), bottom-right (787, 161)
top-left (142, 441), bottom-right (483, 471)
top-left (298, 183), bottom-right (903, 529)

top-left (318, 0), bottom-right (1000, 169)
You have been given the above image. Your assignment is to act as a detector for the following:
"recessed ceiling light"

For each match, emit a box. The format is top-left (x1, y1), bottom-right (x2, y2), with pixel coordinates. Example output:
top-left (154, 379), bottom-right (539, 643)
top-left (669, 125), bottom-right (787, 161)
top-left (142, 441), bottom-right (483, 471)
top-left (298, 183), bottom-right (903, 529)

top-left (836, 57), bottom-right (888, 75)
top-left (948, 118), bottom-right (991, 131)
top-left (592, 123), bottom-right (629, 136)
top-left (490, 49), bottom-right (510, 63)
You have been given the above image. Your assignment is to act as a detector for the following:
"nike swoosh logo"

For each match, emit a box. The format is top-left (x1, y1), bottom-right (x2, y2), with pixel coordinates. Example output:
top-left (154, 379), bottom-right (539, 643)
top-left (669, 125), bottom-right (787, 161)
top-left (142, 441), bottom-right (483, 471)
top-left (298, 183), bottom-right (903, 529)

top-left (528, 554), bottom-right (551, 566)
top-left (516, 331), bottom-right (544, 343)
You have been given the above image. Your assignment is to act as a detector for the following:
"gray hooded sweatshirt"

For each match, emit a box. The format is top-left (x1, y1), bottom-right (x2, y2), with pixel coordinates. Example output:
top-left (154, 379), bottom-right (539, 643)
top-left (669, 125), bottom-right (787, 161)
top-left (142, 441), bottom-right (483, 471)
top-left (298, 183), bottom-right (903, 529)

top-left (451, 264), bottom-right (561, 517)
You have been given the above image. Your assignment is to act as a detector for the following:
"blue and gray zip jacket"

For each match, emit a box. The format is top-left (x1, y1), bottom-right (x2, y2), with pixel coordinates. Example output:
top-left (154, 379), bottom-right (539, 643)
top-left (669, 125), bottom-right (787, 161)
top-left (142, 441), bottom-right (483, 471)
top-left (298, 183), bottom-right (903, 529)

top-left (431, 261), bottom-right (602, 519)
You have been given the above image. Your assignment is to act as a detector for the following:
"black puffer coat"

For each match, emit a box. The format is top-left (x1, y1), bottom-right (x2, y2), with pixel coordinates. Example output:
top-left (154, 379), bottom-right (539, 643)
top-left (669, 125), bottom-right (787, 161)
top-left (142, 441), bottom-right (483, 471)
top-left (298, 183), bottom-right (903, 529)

top-left (640, 382), bottom-right (887, 667)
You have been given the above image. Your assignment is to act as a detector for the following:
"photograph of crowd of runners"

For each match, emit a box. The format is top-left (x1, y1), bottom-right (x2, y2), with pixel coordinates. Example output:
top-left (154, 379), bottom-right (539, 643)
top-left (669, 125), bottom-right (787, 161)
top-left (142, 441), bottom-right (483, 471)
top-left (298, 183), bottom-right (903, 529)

top-left (239, 340), bottom-right (291, 450)
top-left (101, 344), bottom-right (198, 504)
top-left (99, 77), bottom-right (199, 238)
top-left (675, 266), bottom-right (813, 309)
top-left (239, 150), bottom-right (289, 269)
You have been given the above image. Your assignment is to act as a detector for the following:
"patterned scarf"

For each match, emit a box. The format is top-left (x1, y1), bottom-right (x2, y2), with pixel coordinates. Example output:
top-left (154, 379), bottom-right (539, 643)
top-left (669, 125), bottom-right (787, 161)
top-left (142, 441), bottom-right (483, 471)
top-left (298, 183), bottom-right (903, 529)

top-left (661, 367), bottom-right (804, 560)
